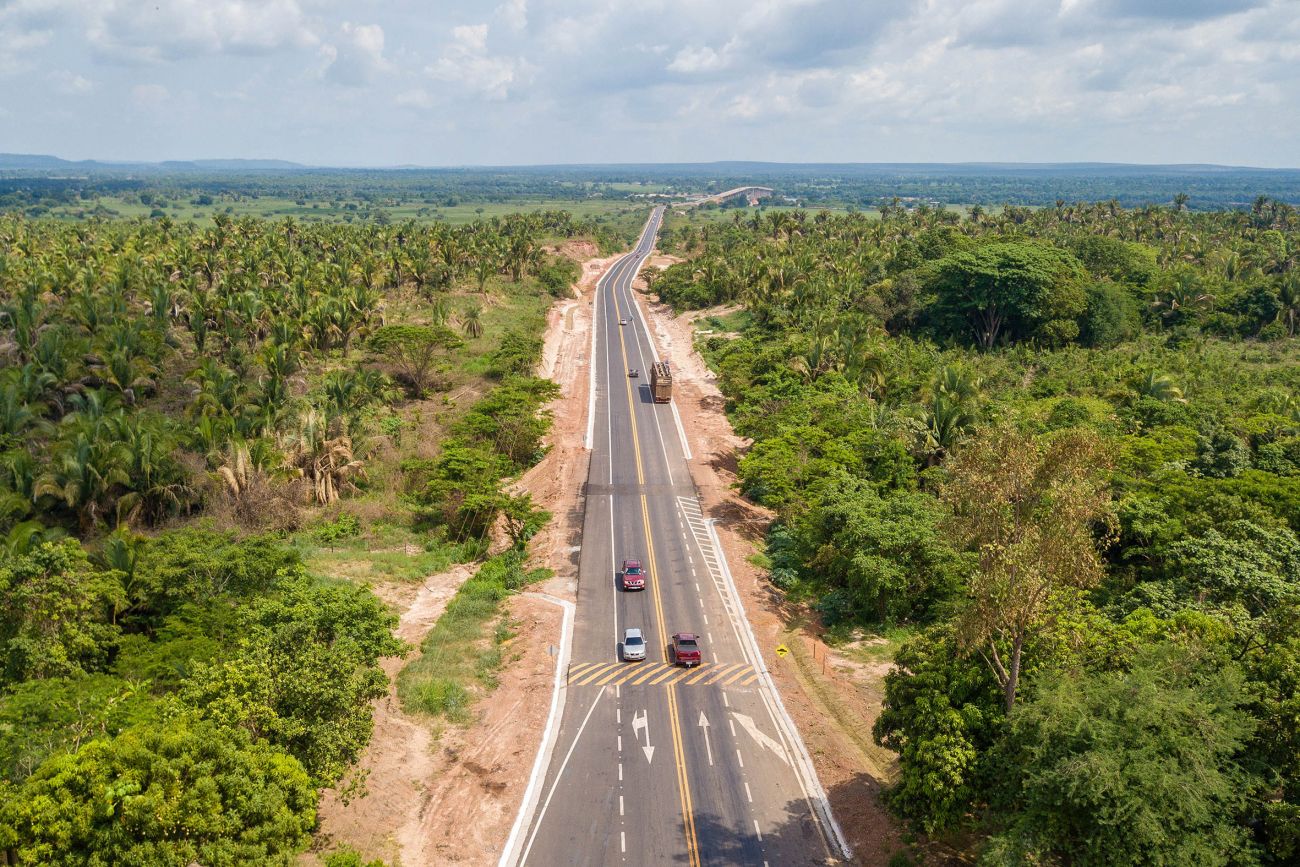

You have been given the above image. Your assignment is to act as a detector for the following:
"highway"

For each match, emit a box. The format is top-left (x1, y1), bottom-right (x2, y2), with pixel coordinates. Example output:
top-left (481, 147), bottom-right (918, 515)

top-left (509, 209), bottom-right (845, 866)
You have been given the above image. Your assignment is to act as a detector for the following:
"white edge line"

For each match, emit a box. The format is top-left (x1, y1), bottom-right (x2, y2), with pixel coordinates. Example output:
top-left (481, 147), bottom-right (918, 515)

top-left (500, 592), bottom-right (576, 867)
top-left (516, 670), bottom-right (605, 866)
top-left (704, 518), bottom-right (853, 861)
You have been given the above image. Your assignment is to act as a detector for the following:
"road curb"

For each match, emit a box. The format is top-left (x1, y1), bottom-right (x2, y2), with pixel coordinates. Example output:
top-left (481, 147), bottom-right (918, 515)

top-left (498, 591), bottom-right (575, 867)
top-left (705, 518), bottom-right (854, 862)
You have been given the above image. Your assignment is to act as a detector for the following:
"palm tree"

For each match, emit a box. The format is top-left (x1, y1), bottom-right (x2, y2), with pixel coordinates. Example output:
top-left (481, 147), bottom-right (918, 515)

top-left (1134, 370), bottom-right (1185, 402)
top-left (460, 303), bottom-right (484, 339)
top-left (283, 409), bottom-right (366, 505)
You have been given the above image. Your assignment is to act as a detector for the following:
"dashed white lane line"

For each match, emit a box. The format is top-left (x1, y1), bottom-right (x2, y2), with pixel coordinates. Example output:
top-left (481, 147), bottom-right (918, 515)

top-left (722, 691), bottom-right (730, 708)
top-left (736, 749), bottom-right (744, 769)
top-left (729, 719), bottom-right (737, 737)
top-left (702, 614), bottom-right (709, 625)
top-left (618, 763), bottom-right (623, 781)
top-left (617, 735), bottom-right (622, 751)
top-left (745, 782), bottom-right (753, 803)
top-left (621, 832), bottom-right (626, 854)
top-left (754, 820), bottom-right (763, 841)
top-left (619, 795), bottom-right (625, 816)
top-left (616, 708), bottom-right (621, 724)
top-left (708, 632), bottom-right (714, 644)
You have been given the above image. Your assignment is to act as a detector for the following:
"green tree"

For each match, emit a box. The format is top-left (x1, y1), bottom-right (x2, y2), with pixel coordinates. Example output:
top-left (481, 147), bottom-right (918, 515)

top-left (984, 647), bottom-right (1258, 866)
top-left (873, 626), bottom-right (1003, 833)
top-left (943, 428), bottom-right (1116, 711)
top-left (368, 324), bottom-right (462, 398)
top-left (0, 717), bottom-right (316, 866)
top-left (925, 242), bottom-right (1087, 349)
top-left (0, 540), bottom-right (121, 686)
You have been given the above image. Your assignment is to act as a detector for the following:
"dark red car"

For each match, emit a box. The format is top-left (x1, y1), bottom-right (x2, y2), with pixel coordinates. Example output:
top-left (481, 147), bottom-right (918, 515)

top-left (620, 559), bottom-right (645, 591)
top-left (671, 633), bottom-right (701, 667)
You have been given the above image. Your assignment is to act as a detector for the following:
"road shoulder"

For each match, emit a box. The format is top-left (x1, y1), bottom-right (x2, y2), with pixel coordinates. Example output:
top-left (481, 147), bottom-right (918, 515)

top-left (638, 293), bottom-right (908, 867)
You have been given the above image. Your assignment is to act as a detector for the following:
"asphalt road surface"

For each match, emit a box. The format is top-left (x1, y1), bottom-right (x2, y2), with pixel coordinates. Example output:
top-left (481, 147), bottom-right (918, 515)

top-left (514, 209), bottom-right (842, 867)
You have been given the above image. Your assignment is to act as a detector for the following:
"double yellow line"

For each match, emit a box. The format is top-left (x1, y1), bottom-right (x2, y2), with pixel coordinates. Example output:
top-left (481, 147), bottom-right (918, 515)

top-left (609, 256), bottom-right (701, 867)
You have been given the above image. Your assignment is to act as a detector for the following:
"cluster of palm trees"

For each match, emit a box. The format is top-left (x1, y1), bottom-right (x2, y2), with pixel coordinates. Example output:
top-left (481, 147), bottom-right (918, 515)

top-left (0, 208), bottom-right (589, 535)
top-left (655, 198), bottom-right (1300, 468)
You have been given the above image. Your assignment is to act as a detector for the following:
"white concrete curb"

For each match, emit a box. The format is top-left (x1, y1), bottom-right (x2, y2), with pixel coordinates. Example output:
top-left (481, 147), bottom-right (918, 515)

top-left (498, 592), bottom-right (575, 867)
top-left (705, 518), bottom-right (854, 862)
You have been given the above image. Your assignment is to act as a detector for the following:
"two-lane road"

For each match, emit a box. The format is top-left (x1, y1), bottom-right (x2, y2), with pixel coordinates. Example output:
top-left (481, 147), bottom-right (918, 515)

top-left (510, 209), bottom-right (844, 866)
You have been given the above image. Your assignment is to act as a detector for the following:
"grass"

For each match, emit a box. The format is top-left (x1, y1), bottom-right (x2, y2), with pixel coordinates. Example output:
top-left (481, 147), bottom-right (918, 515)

top-left (699, 309), bottom-right (754, 334)
top-left (293, 517), bottom-right (481, 584)
top-left (397, 549), bottom-right (550, 721)
top-left (839, 626), bottom-right (915, 665)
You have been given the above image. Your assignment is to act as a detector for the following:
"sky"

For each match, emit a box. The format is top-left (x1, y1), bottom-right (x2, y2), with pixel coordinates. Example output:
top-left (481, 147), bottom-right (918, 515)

top-left (0, 0), bottom-right (1297, 167)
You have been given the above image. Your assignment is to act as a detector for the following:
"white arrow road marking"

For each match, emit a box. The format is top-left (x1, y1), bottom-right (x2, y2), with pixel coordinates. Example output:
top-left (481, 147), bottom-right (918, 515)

top-left (731, 712), bottom-right (789, 765)
top-left (698, 711), bottom-right (714, 766)
top-left (632, 709), bottom-right (655, 764)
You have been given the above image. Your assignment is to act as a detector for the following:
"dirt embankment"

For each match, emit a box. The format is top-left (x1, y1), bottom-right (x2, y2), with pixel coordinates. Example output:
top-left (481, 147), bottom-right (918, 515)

top-left (634, 294), bottom-right (907, 867)
top-left (309, 252), bottom-right (619, 866)
top-left (517, 251), bottom-right (621, 595)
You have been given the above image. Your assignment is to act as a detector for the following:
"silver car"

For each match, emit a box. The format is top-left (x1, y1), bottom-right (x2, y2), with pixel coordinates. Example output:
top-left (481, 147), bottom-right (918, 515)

top-left (622, 628), bottom-right (646, 662)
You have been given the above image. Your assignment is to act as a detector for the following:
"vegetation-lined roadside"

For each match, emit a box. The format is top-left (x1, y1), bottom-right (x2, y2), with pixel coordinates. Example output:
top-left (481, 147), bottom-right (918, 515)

top-left (653, 199), bottom-right (1300, 865)
top-left (0, 206), bottom-right (609, 864)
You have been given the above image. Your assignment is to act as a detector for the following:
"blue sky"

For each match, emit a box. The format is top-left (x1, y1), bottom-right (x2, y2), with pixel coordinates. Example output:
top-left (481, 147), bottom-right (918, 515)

top-left (1, 0), bottom-right (1297, 167)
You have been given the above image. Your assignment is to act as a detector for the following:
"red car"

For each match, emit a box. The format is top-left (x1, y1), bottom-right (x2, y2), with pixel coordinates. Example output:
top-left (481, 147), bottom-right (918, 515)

top-left (671, 633), bottom-right (702, 667)
top-left (620, 559), bottom-right (645, 591)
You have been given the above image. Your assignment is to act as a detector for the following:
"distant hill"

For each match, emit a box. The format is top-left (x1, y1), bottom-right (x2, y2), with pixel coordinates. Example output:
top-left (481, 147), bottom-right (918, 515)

top-left (0, 153), bottom-right (307, 172)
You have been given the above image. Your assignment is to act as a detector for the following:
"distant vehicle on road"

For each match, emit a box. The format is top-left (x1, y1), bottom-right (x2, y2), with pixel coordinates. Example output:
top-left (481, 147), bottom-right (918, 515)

top-left (619, 318), bottom-right (628, 325)
top-left (620, 559), bottom-right (645, 591)
top-left (671, 633), bottom-right (701, 667)
top-left (622, 628), bottom-right (646, 661)
top-left (650, 361), bottom-right (672, 403)
top-left (628, 368), bottom-right (639, 377)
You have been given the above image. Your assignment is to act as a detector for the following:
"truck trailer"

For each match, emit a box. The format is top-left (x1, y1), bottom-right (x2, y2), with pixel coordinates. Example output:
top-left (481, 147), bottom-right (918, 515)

top-left (650, 361), bottom-right (672, 403)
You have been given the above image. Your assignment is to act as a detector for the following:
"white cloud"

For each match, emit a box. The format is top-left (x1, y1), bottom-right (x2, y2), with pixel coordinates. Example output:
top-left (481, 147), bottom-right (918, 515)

top-left (427, 23), bottom-right (532, 100)
top-left (667, 44), bottom-right (729, 74)
top-left (87, 0), bottom-right (318, 63)
top-left (498, 0), bottom-right (528, 32)
top-left (0, 0), bottom-right (1297, 166)
top-left (50, 70), bottom-right (94, 94)
top-left (322, 22), bottom-right (391, 86)
top-left (131, 83), bottom-right (170, 106)
top-left (396, 88), bottom-right (435, 109)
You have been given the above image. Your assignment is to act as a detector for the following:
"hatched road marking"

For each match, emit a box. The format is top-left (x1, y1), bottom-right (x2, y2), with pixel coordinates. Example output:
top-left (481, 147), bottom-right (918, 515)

top-left (568, 661), bottom-right (759, 688)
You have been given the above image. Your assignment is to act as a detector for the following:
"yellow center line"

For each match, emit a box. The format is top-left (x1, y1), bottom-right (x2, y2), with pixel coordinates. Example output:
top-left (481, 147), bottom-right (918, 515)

top-left (610, 254), bottom-right (700, 867)
top-left (666, 684), bottom-right (701, 865)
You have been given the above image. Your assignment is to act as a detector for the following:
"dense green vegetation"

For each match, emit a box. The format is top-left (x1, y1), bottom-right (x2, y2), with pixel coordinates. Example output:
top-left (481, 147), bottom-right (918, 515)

top-left (0, 206), bottom-right (591, 862)
top-left (653, 199), bottom-right (1300, 863)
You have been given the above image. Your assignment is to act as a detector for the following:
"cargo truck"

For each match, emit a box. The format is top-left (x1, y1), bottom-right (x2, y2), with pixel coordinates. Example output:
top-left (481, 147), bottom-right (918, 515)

top-left (650, 361), bottom-right (672, 403)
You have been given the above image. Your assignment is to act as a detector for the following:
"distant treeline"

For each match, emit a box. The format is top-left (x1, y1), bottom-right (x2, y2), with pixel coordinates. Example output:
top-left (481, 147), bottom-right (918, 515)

top-left (3, 162), bottom-right (1300, 212)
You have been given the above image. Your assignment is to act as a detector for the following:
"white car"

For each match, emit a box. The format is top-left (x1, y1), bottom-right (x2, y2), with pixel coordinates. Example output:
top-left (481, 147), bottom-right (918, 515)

top-left (622, 628), bottom-right (646, 662)
top-left (619, 318), bottom-right (628, 325)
